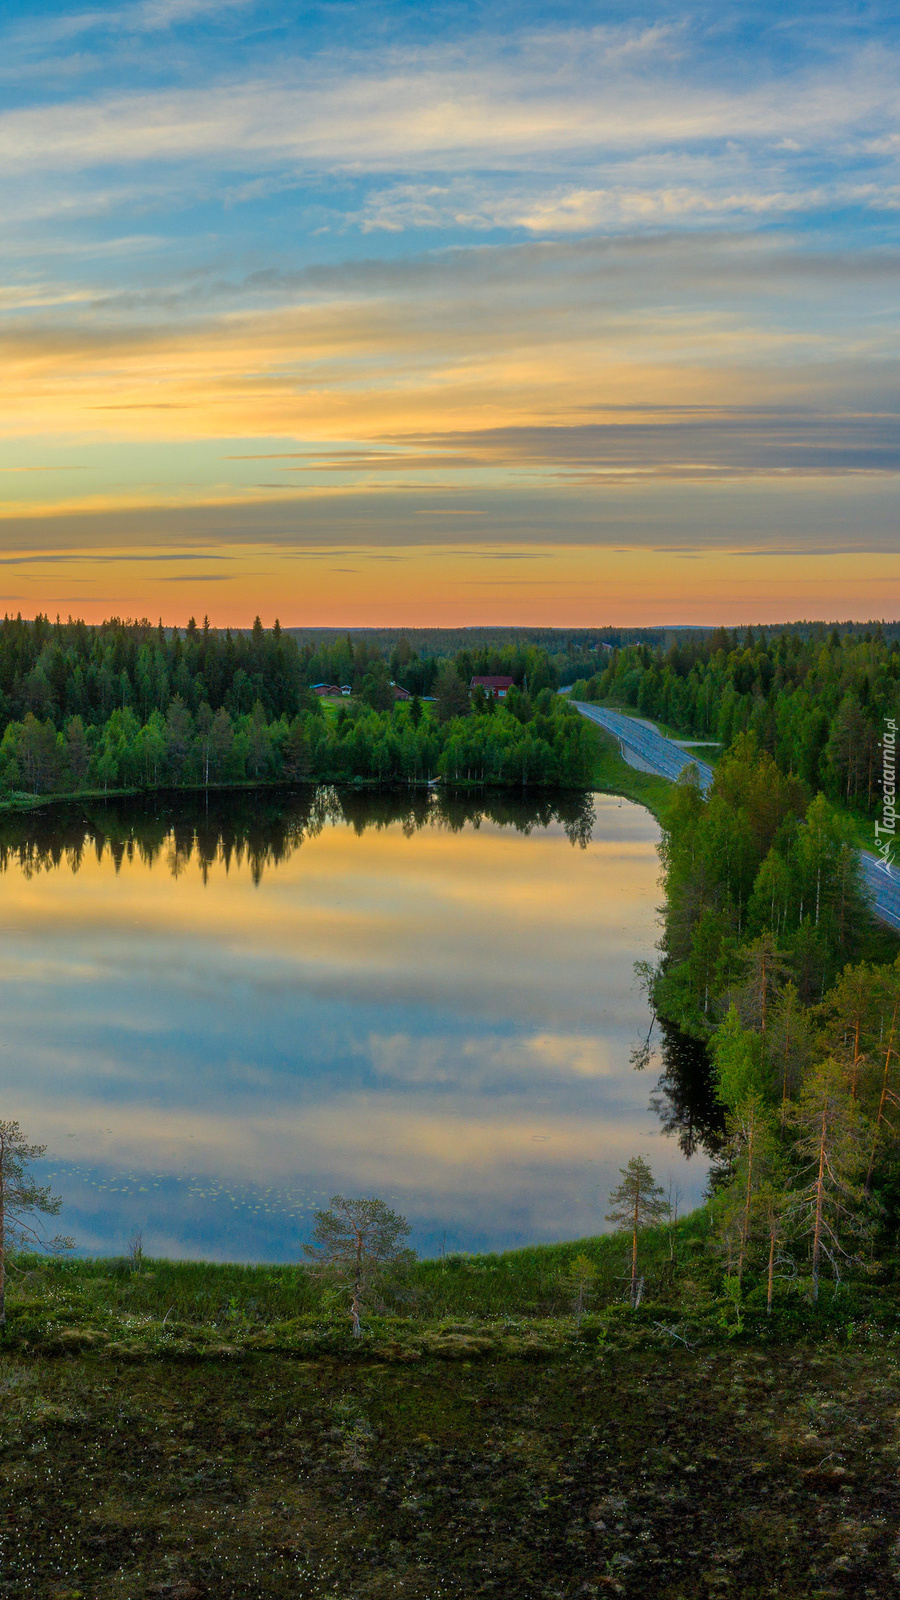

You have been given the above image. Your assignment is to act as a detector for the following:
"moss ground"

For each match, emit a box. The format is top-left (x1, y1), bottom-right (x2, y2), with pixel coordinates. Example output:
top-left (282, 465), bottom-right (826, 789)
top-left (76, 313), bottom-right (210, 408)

top-left (4, 1329), bottom-right (900, 1598)
top-left (5, 1225), bottom-right (900, 1597)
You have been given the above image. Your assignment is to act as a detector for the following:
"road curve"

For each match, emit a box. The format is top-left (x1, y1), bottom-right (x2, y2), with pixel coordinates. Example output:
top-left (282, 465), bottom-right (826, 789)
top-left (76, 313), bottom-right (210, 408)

top-left (573, 700), bottom-right (900, 936)
top-left (573, 702), bottom-right (715, 792)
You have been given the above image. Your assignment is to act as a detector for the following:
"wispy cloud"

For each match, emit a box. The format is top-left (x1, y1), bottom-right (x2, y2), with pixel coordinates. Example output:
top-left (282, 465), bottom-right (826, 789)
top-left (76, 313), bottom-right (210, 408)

top-left (0, 3), bottom-right (897, 620)
top-left (0, 33), bottom-right (897, 180)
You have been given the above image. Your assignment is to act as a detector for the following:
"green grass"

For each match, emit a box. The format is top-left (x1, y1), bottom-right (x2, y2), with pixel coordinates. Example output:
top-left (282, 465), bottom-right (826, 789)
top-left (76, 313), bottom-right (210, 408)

top-left (585, 721), bottom-right (675, 825)
top-left (6, 1206), bottom-right (893, 1357)
top-left (590, 700), bottom-right (722, 751)
top-left (10, 1220), bottom-right (700, 1346)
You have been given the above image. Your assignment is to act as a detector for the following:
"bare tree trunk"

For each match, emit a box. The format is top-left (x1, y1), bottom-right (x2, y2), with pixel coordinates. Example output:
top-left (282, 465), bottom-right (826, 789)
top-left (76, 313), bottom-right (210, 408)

top-left (352, 1233), bottom-right (363, 1337)
top-left (850, 1013), bottom-right (862, 1100)
top-left (631, 1193), bottom-right (639, 1307)
top-left (781, 1021), bottom-right (792, 1125)
top-left (760, 951), bottom-right (768, 1035)
top-left (766, 1215), bottom-right (776, 1315)
top-left (737, 1109), bottom-right (755, 1283)
top-left (811, 1108), bottom-right (827, 1303)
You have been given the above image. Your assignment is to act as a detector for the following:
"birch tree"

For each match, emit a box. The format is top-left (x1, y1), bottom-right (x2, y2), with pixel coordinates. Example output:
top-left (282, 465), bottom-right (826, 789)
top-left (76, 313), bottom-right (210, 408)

top-left (606, 1157), bottom-right (669, 1308)
top-left (0, 1121), bottom-right (72, 1327)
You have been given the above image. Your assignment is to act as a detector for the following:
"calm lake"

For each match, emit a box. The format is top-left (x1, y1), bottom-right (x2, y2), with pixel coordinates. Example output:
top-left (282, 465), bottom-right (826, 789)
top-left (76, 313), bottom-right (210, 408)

top-left (1, 787), bottom-right (712, 1260)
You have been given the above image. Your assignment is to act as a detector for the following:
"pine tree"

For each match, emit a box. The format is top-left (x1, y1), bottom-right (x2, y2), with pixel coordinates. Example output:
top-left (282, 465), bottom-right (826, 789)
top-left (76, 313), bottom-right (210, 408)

top-left (816, 962), bottom-right (880, 1099)
top-left (605, 1156), bottom-right (669, 1307)
top-left (303, 1196), bottom-right (413, 1337)
top-left (766, 981), bottom-right (815, 1120)
top-left (786, 1060), bottom-right (875, 1301)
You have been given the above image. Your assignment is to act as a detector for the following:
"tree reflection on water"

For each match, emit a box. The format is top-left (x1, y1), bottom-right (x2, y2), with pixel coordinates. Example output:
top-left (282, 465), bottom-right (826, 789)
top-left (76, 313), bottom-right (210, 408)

top-left (0, 786), bottom-right (597, 883)
top-left (649, 1016), bottom-right (725, 1159)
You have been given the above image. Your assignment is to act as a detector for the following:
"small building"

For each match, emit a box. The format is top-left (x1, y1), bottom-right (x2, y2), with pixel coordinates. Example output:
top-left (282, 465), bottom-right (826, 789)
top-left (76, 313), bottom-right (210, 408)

top-left (391, 683), bottom-right (412, 701)
top-left (312, 683), bottom-right (342, 698)
top-left (340, 684), bottom-right (353, 696)
top-left (470, 674), bottom-right (514, 700)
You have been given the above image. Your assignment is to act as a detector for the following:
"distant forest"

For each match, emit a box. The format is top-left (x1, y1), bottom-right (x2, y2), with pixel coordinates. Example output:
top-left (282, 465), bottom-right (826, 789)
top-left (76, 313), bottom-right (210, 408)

top-left (575, 624), bottom-right (900, 816)
top-left (0, 611), bottom-right (898, 803)
top-left (0, 614), bottom-right (596, 796)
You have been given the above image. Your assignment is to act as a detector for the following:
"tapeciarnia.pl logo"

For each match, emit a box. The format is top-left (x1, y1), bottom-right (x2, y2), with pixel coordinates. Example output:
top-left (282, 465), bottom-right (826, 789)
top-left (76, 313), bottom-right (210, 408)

top-left (876, 716), bottom-right (897, 877)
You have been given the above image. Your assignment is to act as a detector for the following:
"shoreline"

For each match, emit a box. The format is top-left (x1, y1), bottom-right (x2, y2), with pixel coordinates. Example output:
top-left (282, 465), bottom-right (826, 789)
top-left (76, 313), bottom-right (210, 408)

top-left (0, 720), bottom-right (672, 822)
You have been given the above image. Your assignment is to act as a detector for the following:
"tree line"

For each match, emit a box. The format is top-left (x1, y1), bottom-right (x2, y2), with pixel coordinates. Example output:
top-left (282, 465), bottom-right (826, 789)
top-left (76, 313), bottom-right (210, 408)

top-left (0, 682), bottom-right (595, 799)
top-left (575, 623), bottom-right (900, 814)
top-left (649, 736), bottom-right (900, 1304)
top-left (0, 612), bottom-right (589, 730)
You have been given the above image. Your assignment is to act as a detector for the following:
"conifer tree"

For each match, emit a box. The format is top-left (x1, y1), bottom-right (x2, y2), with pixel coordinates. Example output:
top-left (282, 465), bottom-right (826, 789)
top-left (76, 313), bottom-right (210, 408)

top-left (816, 962), bottom-right (880, 1099)
top-left (866, 958), bottom-right (900, 1188)
top-left (766, 981), bottom-right (815, 1120)
top-left (605, 1157), bottom-right (669, 1307)
top-left (304, 1195), bottom-right (413, 1337)
top-left (786, 1060), bottom-right (875, 1301)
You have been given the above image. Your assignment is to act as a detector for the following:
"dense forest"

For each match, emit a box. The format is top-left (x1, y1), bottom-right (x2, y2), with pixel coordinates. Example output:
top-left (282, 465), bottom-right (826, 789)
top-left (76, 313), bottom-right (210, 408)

top-left (649, 735), bottom-right (900, 1303)
top-left (575, 624), bottom-right (900, 815)
top-left (0, 612), bottom-right (605, 727)
top-left (0, 615), bottom-right (595, 797)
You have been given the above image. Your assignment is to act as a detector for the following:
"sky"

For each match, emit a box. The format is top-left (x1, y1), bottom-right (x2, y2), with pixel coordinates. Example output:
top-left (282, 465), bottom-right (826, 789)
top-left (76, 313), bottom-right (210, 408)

top-left (1, 0), bottom-right (899, 626)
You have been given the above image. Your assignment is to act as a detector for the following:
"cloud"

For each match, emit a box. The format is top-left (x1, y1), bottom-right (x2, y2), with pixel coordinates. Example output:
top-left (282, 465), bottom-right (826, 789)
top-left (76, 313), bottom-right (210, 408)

top-left (0, 31), bottom-right (898, 182)
top-left (0, 7), bottom-right (896, 617)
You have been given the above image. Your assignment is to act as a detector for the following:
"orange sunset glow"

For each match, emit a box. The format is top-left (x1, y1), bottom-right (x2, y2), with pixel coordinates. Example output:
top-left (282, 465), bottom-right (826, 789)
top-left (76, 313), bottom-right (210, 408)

top-left (2, 1), bottom-right (898, 623)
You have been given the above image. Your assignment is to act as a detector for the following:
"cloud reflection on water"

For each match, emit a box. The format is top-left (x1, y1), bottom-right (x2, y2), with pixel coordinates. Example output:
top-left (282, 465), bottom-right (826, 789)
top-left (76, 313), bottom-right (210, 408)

top-left (0, 787), bottom-right (707, 1257)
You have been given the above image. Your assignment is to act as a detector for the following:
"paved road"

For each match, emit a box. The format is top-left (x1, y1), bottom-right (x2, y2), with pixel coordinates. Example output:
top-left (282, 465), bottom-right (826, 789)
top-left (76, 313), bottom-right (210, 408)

top-left (574, 700), bottom-right (900, 935)
top-left (859, 851), bottom-right (900, 933)
top-left (573, 702), bottom-right (715, 792)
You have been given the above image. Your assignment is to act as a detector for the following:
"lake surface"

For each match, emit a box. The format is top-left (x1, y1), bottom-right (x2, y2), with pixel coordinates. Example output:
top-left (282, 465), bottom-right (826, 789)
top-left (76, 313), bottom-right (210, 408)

top-left (0, 787), bottom-right (710, 1260)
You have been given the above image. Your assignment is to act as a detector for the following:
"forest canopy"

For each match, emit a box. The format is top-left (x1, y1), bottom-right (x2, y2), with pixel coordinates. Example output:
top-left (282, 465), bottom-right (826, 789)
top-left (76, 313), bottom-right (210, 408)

top-left (0, 614), bottom-right (595, 797)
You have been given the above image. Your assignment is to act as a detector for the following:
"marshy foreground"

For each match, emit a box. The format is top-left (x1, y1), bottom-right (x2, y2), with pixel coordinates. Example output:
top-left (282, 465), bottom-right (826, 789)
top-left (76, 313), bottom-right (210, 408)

top-left (3, 1228), bottom-right (900, 1599)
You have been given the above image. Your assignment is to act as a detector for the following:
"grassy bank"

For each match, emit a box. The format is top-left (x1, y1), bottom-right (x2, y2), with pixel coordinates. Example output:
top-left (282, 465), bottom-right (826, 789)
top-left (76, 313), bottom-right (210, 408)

top-left (4, 1209), bottom-right (896, 1359)
top-left (4, 1224), bottom-right (900, 1597)
top-left (586, 720), bottom-right (675, 824)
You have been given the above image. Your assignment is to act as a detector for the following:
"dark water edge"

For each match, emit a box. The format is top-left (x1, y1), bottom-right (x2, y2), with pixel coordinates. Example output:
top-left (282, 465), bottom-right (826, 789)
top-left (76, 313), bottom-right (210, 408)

top-left (652, 1015), bottom-right (726, 1161)
top-left (0, 782), bottom-right (598, 879)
